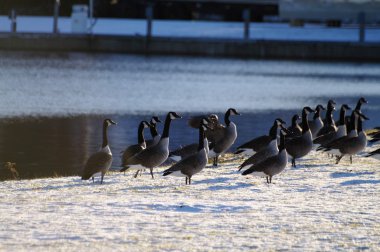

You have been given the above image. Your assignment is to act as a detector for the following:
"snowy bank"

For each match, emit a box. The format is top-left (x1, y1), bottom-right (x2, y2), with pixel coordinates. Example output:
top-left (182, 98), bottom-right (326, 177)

top-left (1, 149), bottom-right (379, 251)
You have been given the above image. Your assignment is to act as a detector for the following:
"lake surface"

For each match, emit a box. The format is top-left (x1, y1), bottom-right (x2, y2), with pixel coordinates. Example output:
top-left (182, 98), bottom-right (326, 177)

top-left (1, 51), bottom-right (380, 180)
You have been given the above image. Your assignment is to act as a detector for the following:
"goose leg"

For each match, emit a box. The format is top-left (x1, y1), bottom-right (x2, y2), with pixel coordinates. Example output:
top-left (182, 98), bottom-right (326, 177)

top-left (266, 176), bottom-right (269, 184)
top-left (350, 155), bottom-right (353, 164)
top-left (186, 177), bottom-right (188, 185)
top-left (92, 177), bottom-right (95, 183)
top-left (134, 170), bottom-right (140, 178)
top-left (189, 177), bottom-right (191, 185)
top-left (336, 155), bottom-right (344, 164)
top-left (292, 158), bottom-right (296, 168)
top-left (269, 176), bottom-right (272, 184)
top-left (150, 169), bottom-right (154, 179)
top-left (100, 173), bottom-right (104, 184)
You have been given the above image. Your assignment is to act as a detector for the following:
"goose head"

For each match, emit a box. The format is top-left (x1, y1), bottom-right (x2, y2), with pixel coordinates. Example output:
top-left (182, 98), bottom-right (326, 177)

top-left (342, 104), bottom-right (351, 111)
top-left (359, 97), bottom-right (368, 104)
top-left (228, 108), bottom-right (240, 116)
top-left (169, 111), bottom-right (182, 120)
top-left (291, 114), bottom-right (300, 124)
top-left (275, 118), bottom-right (286, 126)
top-left (327, 100), bottom-right (336, 111)
top-left (303, 106), bottom-right (315, 115)
top-left (104, 118), bottom-right (117, 127)
top-left (151, 116), bottom-right (162, 125)
top-left (315, 104), bottom-right (326, 112)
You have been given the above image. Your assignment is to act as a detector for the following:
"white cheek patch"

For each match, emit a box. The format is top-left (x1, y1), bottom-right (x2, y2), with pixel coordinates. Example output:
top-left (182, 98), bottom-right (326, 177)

top-left (170, 114), bottom-right (176, 120)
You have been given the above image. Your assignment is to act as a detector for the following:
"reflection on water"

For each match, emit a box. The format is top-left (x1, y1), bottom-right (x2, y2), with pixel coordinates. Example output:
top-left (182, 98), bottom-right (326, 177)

top-left (0, 108), bottom-right (378, 181)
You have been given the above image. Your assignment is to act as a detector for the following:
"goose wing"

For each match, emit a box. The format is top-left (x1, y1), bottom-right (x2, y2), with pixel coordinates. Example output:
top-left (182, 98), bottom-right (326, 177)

top-left (242, 155), bottom-right (278, 175)
top-left (82, 152), bottom-right (112, 179)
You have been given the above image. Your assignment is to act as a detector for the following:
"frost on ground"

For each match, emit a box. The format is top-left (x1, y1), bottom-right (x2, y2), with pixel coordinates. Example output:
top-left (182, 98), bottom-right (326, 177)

top-left (0, 149), bottom-right (379, 251)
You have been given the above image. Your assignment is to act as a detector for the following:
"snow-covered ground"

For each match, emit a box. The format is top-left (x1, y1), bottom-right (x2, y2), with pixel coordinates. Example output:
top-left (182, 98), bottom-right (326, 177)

top-left (1, 148), bottom-right (379, 251)
top-left (0, 16), bottom-right (379, 42)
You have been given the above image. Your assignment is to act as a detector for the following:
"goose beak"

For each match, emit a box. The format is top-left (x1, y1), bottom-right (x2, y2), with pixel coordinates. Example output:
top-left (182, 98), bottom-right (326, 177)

top-left (110, 120), bottom-right (117, 125)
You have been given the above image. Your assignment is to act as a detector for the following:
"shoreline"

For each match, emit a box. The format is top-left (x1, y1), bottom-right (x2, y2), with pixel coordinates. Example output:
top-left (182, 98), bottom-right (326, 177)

top-left (1, 33), bottom-right (380, 61)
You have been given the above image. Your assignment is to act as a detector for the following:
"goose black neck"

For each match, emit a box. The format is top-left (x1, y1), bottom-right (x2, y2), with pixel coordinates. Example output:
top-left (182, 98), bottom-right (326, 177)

top-left (349, 112), bottom-right (357, 132)
top-left (301, 110), bottom-right (310, 133)
top-left (150, 124), bottom-right (158, 138)
top-left (292, 117), bottom-right (298, 128)
top-left (269, 123), bottom-right (278, 139)
top-left (325, 107), bottom-right (334, 125)
top-left (137, 123), bottom-right (146, 145)
top-left (102, 123), bottom-right (109, 148)
top-left (339, 107), bottom-right (346, 126)
top-left (357, 116), bottom-right (363, 132)
top-left (355, 100), bottom-right (362, 111)
top-left (224, 110), bottom-right (231, 126)
top-left (279, 133), bottom-right (286, 151)
top-left (162, 114), bottom-right (173, 138)
top-left (313, 108), bottom-right (321, 120)
top-left (198, 126), bottom-right (205, 151)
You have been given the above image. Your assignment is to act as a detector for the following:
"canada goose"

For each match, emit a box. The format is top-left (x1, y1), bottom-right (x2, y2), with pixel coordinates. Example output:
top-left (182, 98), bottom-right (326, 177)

top-left (238, 119), bottom-right (288, 172)
top-left (235, 118), bottom-right (286, 155)
top-left (208, 108), bottom-right (240, 166)
top-left (169, 117), bottom-right (210, 162)
top-left (318, 100), bottom-right (336, 137)
top-left (188, 114), bottom-right (224, 144)
top-left (286, 106), bottom-right (314, 168)
top-left (163, 122), bottom-right (209, 184)
top-left (146, 116), bottom-right (162, 148)
top-left (121, 120), bottom-right (150, 177)
top-left (365, 147), bottom-right (380, 160)
top-left (309, 104), bottom-right (325, 139)
top-left (119, 112), bottom-right (182, 178)
top-left (346, 97), bottom-right (368, 132)
top-left (287, 114), bottom-right (302, 138)
top-left (81, 119), bottom-right (117, 184)
top-left (319, 111), bottom-right (368, 164)
top-left (242, 129), bottom-right (288, 184)
top-left (314, 104), bottom-right (351, 150)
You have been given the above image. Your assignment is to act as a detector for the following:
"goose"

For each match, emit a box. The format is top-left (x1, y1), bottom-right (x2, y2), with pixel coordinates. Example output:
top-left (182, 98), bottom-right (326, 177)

top-left (242, 129), bottom-right (288, 184)
top-left (365, 148), bottom-right (380, 160)
top-left (345, 97), bottom-right (367, 132)
top-left (238, 119), bottom-right (287, 172)
top-left (309, 104), bottom-right (325, 139)
top-left (188, 114), bottom-right (224, 145)
top-left (208, 108), bottom-right (240, 166)
top-left (287, 114), bottom-right (302, 138)
top-left (121, 120), bottom-right (150, 177)
top-left (119, 111), bottom-right (181, 178)
top-left (315, 104), bottom-right (351, 150)
top-left (146, 116), bottom-right (162, 148)
top-left (235, 118), bottom-right (286, 155)
top-left (368, 128), bottom-right (380, 143)
top-left (319, 111), bottom-right (368, 164)
top-left (163, 121), bottom-right (209, 184)
top-left (318, 100), bottom-right (336, 137)
top-left (81, 119), bottom-right (117, 184)
top-left (285, 106), bottom-right (314, 168)
top-left (169, 117), bottom-right (210, 162)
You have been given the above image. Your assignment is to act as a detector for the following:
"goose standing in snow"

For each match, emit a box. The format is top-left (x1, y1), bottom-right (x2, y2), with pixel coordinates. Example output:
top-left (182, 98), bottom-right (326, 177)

top-left (318, 100), bottom-right (337, 137)
top-left (169, 117), bottom-right (210, 162)
top-left (119, 111), bottom-right (182, 178)
top-left (121, 120), bottom-right (150, 177)
top-left (235, 118), bottom-right (286, 155)
top-left (238, 118), bottom-right (287, 172)
top-left (163, 121), bottom-right (209, 184)
top-left (81, 119), bottom-right (117, 184)
top-left (345, 97), bottom-right (367, 132)
top-left (309, 104), bottom-right (325, 139)
top-left (242, 129), bottom-right (288, 184)
top-left (315, 104), bottom-right (351, 150)
top-left (286, 106), bottom-right (314, 168)
top-left (208, 108), bottom-right (240, 166)
top-left (319, 111), bottom-right (368, 164)
top-left (146, 116), bottom-right (162, 148)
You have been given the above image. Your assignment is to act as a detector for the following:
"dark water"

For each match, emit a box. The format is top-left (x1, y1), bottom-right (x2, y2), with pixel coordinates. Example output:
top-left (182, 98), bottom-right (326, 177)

top-left (0, 108), bottom-right (379, 181)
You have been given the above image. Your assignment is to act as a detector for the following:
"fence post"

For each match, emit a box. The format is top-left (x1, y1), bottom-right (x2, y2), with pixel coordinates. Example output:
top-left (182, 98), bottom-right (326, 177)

top-left (146, 3), bottom-right (154, 40)
top-left (9, 9), bottom-right (17, 33)
top-left (242, 8), bottom-right (250, 40)
top-left (53, 0), bottom-right (60, 34)
top-left (358, 12), bottom-right (365, 43)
